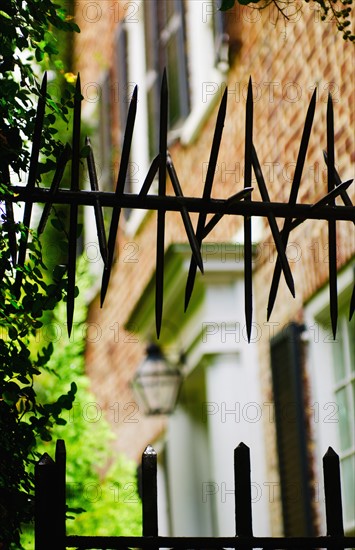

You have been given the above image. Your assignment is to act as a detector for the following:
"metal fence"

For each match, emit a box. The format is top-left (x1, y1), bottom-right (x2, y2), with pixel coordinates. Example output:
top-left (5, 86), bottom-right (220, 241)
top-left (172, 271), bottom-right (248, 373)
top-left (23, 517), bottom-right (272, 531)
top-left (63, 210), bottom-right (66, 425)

top-left (35, 439), bottom-right (355, 549)
top-left (3, 72), bottom-right (354, 342)
top-left (2, 73), bottom-right (354, 548)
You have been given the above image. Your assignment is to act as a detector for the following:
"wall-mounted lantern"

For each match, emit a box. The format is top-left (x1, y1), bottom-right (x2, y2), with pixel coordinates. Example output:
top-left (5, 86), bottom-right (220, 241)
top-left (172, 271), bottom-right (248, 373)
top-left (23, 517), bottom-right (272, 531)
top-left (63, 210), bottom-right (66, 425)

top-left (132, 344), bottom-right (183, 415)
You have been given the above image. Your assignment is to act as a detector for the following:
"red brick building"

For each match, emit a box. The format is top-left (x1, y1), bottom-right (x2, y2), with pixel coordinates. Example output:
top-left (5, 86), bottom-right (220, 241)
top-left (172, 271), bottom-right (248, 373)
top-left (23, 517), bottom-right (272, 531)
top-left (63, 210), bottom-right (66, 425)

top-left (73, 0), bottom-right (354, 538)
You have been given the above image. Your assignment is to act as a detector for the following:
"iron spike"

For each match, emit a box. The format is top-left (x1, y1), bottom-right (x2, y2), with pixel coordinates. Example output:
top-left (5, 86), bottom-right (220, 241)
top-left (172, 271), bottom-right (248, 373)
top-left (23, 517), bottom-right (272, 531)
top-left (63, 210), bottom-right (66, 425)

top-left (101, 85), bottom-right (138, 307)
top-left (244, 77), bottom-right (253, 343)
top-left (252, 145), bottom-right (295, 298)
top-left (156, 70), bottom-right (168, 338)
top-left (167, 152), bottom-right (204, 273)
top-left (67, 73), bottom-right (82, 336)
top-left (184, 85), bottom-right (228, 312)
top-left (139, 154), bottom-right (160, 196)
top-left (327, 93), bottom-right (338, 339)
top-left (37, 143), bottom-right (71, 235)
top-left (86, 137), bottom-right (108, 268)
top-left (267, 88), bottom-right (317, 321)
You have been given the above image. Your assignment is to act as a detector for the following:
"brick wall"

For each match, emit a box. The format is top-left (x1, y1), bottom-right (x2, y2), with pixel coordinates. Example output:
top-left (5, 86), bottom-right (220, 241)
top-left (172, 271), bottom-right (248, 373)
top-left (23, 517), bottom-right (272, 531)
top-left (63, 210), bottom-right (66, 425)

top-left (74, 0), bottom-right (354, 534)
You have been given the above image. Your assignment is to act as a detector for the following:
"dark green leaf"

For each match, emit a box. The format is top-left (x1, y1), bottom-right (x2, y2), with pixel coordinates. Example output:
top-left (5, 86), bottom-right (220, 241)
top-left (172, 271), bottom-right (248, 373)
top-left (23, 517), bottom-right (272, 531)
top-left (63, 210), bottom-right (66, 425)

top-left (56, 417), bottom-right (67, 425)
top-left (50, 217), bottom-right (64, 231)
top-left (8, 326), bottom-right (18, 339)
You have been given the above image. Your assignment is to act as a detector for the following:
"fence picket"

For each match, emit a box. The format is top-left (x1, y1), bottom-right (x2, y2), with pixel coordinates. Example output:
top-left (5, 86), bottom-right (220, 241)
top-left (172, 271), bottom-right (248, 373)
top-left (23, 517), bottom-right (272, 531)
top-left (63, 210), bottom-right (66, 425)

top-left (323, 447), bottom-right (344, 547)
top-left (55, 439), bottom-right (66, 548)
top-left (34, 453), bottom-right (56, 549)
top-left (33, 440), bottom-right (355, 549)
top-left (234, 442), bottom-right (253, 539)
top-left (142, 445), bottom-right (158, 536)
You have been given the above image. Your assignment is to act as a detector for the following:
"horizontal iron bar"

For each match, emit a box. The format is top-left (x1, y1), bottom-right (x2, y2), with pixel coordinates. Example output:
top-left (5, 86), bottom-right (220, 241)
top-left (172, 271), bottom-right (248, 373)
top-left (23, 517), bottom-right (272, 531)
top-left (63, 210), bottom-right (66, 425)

top-left (8, 186), bottom-right (355, 222)
top-left (65, 535), bottom-right (355, 549)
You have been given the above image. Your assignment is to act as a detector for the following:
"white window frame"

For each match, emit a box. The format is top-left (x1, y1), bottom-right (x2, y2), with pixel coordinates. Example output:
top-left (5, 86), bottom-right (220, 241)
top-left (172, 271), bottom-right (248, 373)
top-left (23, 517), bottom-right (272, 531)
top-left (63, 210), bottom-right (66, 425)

top-left (121, 0), bottom-right (229, 234)
top-left (123, 0), bottom-right (151, 235)
top-left (304, 264), bottom-right (355, 534)
top-left (181, 0), bottom-right (229, 145)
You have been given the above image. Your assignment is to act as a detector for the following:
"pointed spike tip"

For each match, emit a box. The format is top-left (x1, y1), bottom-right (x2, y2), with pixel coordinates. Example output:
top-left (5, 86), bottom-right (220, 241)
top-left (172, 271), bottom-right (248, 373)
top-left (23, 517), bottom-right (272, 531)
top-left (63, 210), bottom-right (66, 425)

top-left (100, 276), bottom-right (108, 308)
top-left (161, 69), bottom-right (168, 92)
top-left (55, 439), bottom-right (66, 458)
top-left (237, 442), bottom-right (249, 450)
top-left (41, 72), bottom-right (48, 91)
top-left (324, 446), bottom-right (338, 458)
top-left (221, 84), bottom-right (228, 108)
top-left (67, 318), bottom-right (73, 339)
top-left (38, 453), bottom-right (55, 466)
top-left (144, 445), bottom-right (157, 456)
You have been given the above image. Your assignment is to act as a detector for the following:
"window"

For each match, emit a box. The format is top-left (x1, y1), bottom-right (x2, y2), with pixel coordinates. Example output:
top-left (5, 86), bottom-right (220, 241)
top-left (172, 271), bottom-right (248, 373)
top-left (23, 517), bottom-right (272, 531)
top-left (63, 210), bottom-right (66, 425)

top-left (330, 309), bottom-right (355, 531)
top-left (181, 1), bottom-right (228, 144)
top-left (114, 3), bottom-right (150, 231)
top-left (98, 72), bottom-right (113, 191)
top-left (116, 22), bottom-right (129, 151)
top-left (144, 0), bottom-right (190, 157)
top-left (142, 0), bottom-right (228, 154)
top-left (305, 268), bottom-right (355, 535)
top-left (113, 1), bottom-right (229, 231)
top-left (115, 21), bottom-right (138, 216)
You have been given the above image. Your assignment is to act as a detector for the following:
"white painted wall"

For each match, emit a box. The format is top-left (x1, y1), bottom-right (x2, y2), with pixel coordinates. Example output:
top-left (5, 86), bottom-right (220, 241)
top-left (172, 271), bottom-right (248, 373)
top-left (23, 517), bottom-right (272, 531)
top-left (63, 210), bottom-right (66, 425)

top-left (205, 352), bottom-right (270, 536)
top-left (164, 272), bottom-right (270, 536)
top-left (165, 408), bottom-right (214, 535)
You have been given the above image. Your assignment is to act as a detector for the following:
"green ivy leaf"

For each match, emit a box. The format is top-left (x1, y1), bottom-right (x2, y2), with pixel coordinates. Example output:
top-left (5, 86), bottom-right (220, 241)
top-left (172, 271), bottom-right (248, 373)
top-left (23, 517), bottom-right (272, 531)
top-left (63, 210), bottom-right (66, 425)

top-left (35, 48), bottom-right (44, 62)
top-left (56, 417), bottom-right (67, 425)
top-left (0, 10), bottom-right (12, 19)
top-left (70, 22), bottom-right (80, 33)
top-left (40, 431), bottom-right (52, 442)
top-left (51, 217), bottom-right (64, 231)
top-left (8, 326), bottom-right (18, 339)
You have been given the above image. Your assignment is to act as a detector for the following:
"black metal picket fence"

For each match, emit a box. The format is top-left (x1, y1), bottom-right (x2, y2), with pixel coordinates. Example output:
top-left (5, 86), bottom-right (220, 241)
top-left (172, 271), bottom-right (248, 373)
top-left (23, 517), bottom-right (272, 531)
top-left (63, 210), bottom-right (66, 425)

top-left (2, 73), bottom-right (354, 548)
top-left (3, 72), bottom-right (354, 342)
top-left (35, 439), bottom-right (355, 549)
